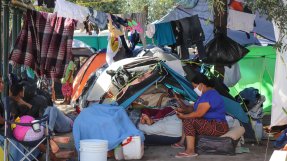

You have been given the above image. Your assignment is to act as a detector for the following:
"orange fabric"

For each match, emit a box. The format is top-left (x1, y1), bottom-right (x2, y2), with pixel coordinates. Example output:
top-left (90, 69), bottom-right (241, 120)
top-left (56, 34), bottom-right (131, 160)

top-left (72, 53), bottom-right (106, 102)
top-left (230, 1), bottom-right (243, 12)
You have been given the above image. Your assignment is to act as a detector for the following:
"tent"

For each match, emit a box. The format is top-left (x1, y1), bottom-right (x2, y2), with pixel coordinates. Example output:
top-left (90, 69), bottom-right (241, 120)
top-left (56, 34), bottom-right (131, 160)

top-left (72, 52), bottom-right (106, 102)
top-left (154, 0), bottom-right (275, 46)
top-left (271, 21), bottom-right (287, 127)
top-left (85, 56), bottom-right (248, 124)
top-left (229, 45), bottom-right (276, 114)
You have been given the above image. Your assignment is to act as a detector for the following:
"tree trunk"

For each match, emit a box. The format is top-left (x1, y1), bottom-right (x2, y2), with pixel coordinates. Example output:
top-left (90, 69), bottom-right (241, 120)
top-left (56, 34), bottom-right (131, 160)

top-left (213, 0), bottom-right (228, 82)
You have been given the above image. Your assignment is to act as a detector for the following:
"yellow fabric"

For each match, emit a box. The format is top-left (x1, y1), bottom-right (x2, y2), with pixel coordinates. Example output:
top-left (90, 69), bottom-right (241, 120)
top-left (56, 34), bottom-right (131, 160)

top-left (108, 20), bottom-right (123, 37)
top-left (11, 117), bottom-right (20, 130)
top-left (110, 37), bottom-right (119, 52)
top-left (61, 61), bottom-right (76, 84)
top-left (0, 147), bottom-right (6, 161)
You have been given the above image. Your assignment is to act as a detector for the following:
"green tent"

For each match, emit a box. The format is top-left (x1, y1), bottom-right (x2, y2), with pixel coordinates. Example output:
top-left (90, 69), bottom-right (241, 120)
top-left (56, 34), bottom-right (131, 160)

top-left (229, 45), bottom-right (276, 114)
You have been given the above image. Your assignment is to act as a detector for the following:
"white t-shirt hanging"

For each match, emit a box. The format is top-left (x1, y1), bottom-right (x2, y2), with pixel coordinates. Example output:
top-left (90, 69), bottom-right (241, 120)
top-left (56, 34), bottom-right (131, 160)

top-left (227, 9), bottom-right (256, 33)
top-left (224, 63), bottom-right (241, 87)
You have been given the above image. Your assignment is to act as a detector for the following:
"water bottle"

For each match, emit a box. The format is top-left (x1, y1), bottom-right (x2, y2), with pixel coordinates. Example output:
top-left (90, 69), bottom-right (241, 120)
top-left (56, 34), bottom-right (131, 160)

top-left (254, 120), bottom-right (263, 141)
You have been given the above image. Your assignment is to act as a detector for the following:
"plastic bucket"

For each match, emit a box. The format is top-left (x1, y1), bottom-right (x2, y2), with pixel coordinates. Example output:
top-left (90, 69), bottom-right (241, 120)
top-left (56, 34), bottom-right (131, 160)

top-left (80, 139), bottom-right (108, 161)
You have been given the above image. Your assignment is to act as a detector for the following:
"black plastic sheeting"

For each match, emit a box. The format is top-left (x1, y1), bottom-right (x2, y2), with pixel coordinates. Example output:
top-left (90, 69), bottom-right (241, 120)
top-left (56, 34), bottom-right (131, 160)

top-left (204, 33), bottom-right (249, 65)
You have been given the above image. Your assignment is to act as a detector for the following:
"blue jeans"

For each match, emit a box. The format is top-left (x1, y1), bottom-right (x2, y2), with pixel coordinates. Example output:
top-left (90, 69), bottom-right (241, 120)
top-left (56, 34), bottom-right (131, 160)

top-left (44, 106), bottom-right (73, 133)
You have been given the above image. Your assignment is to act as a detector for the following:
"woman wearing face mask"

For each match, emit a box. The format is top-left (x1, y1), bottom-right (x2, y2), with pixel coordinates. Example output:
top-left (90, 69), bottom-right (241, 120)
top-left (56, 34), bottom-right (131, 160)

top-left (172, 72), bottom-right (229, 158)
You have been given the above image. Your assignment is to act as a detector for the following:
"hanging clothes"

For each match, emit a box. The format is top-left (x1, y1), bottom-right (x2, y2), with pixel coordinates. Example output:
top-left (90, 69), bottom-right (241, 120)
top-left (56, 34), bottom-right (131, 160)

top-left (146, 23), bottom-right (155, 38)
top-left (89, 10), bottom-right (108, 29)
top-left (54, 0), bottom-right (89, 23)
top-left (227, 9), bottom-right (256, 33)
top-left (154, 22), bottom-right (176, 46)
top-left (131, 13), bottom-right (147, 47)
top-left (10, 10), bottom-right (76, 79)
top-left (224, 63), bottom-right (241, 87)
top-left (169, 15), bottom-right (205, 59)
top-left (106, 36), bottom-right (122, 66)
top-left (111, 14), bottom-right (128, 28)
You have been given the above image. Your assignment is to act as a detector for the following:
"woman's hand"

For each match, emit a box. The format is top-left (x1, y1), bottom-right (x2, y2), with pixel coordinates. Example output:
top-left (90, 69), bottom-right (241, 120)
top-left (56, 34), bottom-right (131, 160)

top-left (174, 93), bottom-right (182, 100)
top-left (176, 111), bottom-right (185, 119)
top-left (17, 98), bottom-right (32, 109)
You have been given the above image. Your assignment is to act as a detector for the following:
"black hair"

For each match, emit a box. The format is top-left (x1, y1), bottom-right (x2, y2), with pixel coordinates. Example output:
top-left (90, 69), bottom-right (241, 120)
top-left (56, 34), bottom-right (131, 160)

top-left (191, 72), bottom-right (215, 88)
top-left (10, 82), bottom-right (24, 96)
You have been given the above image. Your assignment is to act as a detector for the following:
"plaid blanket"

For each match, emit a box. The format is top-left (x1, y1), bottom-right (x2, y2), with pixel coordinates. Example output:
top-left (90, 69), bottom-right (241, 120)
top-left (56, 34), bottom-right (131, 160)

top-left (10, 9), bottom-right (76, 79)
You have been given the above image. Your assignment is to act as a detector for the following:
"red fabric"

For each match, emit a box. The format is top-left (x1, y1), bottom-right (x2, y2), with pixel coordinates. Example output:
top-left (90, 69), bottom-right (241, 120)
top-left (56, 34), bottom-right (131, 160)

top-left (62, 83), bottom-right (73, 97)
top-left (10, 9), bottom-right (76, 78)
top-left (141, 107), bottom-right (175, 121)
top-left (230, 1), bottom-right (244, 11)
top-left (183, 118), bottom-right (229, 136)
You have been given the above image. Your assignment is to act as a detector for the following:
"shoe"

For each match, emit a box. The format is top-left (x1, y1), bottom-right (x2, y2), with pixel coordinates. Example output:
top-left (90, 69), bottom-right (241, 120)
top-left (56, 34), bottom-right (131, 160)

top-left (175, 152), bottom-right (198, 158)
top-left (171, 143), bottom-right (185, 149)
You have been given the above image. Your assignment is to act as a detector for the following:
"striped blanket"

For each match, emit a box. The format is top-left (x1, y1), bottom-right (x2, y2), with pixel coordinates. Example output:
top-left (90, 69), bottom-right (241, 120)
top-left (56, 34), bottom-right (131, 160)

top-left (10, 9), bottom-right (77, 79)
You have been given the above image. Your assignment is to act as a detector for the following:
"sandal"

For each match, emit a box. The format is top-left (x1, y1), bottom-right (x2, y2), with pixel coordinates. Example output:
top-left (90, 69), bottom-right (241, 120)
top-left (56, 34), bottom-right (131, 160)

top-left (171, 143), bottom-right (185, 149)
top-left (175, 152), bottom-right (198, 158)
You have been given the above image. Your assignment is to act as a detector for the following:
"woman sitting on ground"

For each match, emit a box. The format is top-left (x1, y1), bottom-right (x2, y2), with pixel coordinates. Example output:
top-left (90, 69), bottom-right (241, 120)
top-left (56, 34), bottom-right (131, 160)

top-left (172, 73), bottom-right (229, 158)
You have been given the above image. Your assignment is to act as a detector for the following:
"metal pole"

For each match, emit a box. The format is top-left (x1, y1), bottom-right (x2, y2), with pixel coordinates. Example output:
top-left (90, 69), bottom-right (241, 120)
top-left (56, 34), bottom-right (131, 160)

top-left (3, 1), bottom-right (10, 160)
top-left (0, 0), bottom-right (2, 75)
top-left (17, 9), bottom-right (21, 34)
top-left (11, 7), bottom-right (17, 51)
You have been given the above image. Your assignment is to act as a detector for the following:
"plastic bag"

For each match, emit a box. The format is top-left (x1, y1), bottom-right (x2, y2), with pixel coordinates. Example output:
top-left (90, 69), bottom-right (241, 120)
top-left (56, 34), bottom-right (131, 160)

top-left (204, 33), bottom-right (249, 65)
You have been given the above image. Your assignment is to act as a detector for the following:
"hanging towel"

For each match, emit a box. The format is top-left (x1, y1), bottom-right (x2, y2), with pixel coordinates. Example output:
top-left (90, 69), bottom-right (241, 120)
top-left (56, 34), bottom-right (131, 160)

top-left (54, 0), bottom-right (89, 23)
top-left (227, 9), bottom-right (256, 33)
top-left (154, 22), bottom-right (176, 46)
top-left (10, 10), bottom-right (76, 79)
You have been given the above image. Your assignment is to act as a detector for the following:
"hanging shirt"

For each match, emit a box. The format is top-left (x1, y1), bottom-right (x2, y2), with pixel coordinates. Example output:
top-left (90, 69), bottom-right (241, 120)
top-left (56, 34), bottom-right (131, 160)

top-left (224, 63), bottom-right (241, 87)
top-left (154, 22), bottom-right (176, 46)
top-left (227, 9), bottom-right (256, 33)
top-left (54, 0), bottom-right (89, 23)
top-left (89, 11), bottom-right (108, 29)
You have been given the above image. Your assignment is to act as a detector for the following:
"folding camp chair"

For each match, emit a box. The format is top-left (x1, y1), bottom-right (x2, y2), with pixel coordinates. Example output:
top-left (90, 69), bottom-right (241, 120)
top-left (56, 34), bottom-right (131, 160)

top-left (3, 98), bottom-right (50, 161)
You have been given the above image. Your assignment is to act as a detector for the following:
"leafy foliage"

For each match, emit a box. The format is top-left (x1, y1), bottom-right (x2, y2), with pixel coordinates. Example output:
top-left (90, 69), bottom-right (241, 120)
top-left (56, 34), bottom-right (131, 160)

top-left (246, 0), bottom-right (287, 50)
top-left (119, 0), bottom-right (177, 23)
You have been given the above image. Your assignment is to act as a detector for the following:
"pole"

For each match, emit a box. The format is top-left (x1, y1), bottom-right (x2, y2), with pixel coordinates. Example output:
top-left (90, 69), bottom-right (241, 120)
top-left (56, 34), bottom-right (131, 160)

top-left (0, 0), bottom-right (2, 75)
top-left (16, 10), bottom-right (22, 34)
top-left (213, 0), bottom-right (227, 82)
top-left (3, 0), bottom-right (10, 159)
top-left (11, 7), bottom-right (17, 51)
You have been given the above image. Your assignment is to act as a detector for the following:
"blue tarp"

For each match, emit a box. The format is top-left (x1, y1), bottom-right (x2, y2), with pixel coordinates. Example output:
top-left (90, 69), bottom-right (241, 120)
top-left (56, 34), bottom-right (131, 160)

top-left (73, 104), bottom-right (145, 151)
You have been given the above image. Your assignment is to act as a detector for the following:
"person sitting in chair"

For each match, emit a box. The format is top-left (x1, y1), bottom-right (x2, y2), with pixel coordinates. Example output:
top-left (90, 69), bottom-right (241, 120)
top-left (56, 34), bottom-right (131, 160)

top-left (9, 81), bottom-right (74, 160)
top-left (172, 73), bottom-right (229, 158)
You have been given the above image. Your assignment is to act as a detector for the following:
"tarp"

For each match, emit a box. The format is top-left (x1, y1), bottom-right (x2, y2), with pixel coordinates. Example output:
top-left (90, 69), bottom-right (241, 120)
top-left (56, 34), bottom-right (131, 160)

top-left (72, 52), bottom-right (106, 102)
top-left (154, 0), bottom-right (275, 46)
top-left (73, 104), bottom-right (145, 151)
top-left (271, 17), bottom-right (287, 127)
top-left (230, 45), bottom-right (276, 114)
